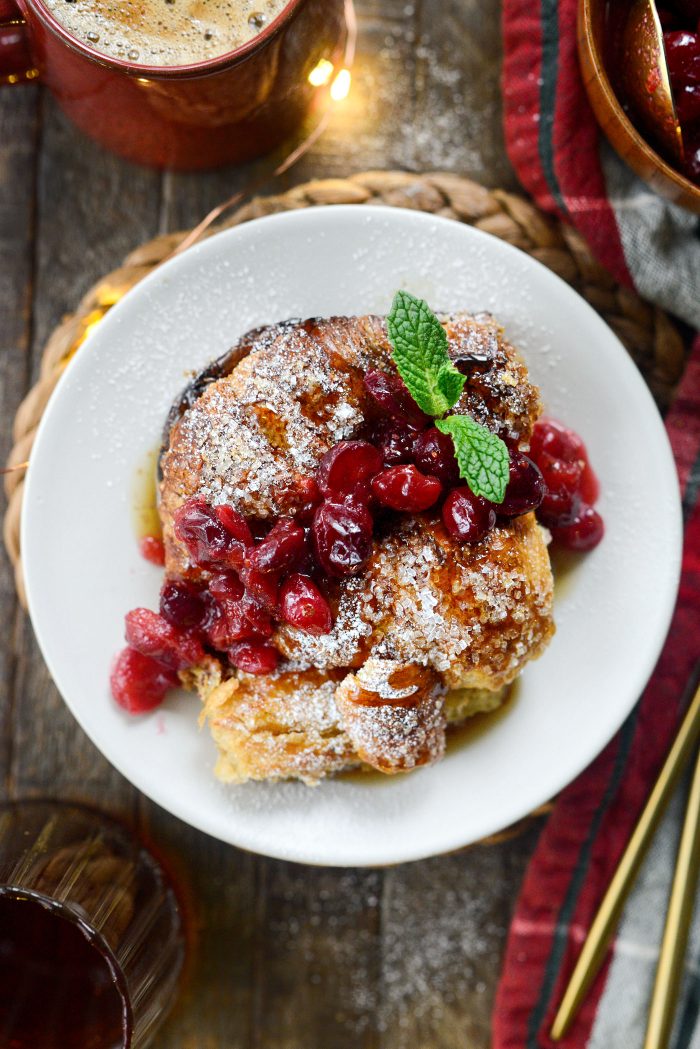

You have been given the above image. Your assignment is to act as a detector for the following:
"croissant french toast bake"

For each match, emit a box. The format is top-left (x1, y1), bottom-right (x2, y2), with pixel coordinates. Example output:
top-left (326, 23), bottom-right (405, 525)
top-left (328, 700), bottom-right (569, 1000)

top-left (112, 297), bottom-right (564, 784)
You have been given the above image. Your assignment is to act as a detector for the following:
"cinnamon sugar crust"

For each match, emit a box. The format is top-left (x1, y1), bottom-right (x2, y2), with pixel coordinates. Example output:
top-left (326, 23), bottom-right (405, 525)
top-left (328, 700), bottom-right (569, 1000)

top-left (161, 312), bottom-right (554, 783)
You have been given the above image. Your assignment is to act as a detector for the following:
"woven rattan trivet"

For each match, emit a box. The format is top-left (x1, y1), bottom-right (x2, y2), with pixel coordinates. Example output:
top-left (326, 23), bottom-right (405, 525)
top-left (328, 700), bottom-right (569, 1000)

top-left (3, 169), bottom-right (687, 608)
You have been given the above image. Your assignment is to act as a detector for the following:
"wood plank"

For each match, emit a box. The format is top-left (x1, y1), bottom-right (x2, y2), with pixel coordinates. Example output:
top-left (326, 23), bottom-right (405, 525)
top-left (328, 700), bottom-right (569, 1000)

top-left (250, 861), bottom-right (382, 1049)
top-left (142, 810), bottom-right (258, 1049)
top-left (11, 95), bottom-right (162, 806)
top-left (0, 85), bottom-right (39, 796)
top-left (414, 0), bottom-right (518, 188)
top-left (379, 826), bottom-right (542, 1049)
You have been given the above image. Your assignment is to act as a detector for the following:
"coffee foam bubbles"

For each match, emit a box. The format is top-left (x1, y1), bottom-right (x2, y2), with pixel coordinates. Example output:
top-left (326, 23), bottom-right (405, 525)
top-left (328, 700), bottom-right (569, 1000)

top-left (42, 0), bottom-right (289, 66)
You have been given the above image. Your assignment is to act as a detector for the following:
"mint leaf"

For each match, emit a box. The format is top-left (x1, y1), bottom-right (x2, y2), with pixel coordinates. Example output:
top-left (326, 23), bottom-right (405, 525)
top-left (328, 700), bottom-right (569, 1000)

top-left (436, 416), bottom-right (510, 503)
top-left (387, 291), bottom-right (466, 417)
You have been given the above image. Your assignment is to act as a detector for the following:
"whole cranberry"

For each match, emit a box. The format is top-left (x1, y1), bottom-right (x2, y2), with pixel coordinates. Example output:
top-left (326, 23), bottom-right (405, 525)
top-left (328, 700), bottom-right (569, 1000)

top-left (498, 451), bottom-right (545, 517)
top-left (529, 418), bottom-right (585, 465)
top-left (111, 648), bottom-right (178, 714)
top-left (209, 570), bottom-right (245, 603)
top-left (664, 30), bottom-right (700, 86)
top-left (675, 83), bottom-right (700, 123)
top-left (371, 464), bottom-right (442, 512)
top-left (412, 427), bottom-right (460, 486)
top-left (312, 501), bottom-right (374, 576)
top-left (315, 440), bottom-right (383, 502)
top-left (249, 519), bottom-right (305, 574)
top-left (124, 608), bottom-right (205, 670)
top-left (294, 477), bottom-right (322, 524)
top-left (549, 506), bottom-right (604, 551)
top-left (442, 487), bottom-right (496, 543)
top-left (228, 641), bottom-right (279, 675)
top-left (536, 451), bottom-right (584, 496)
top-left (160, 579), bottom-right (209, 630)
top-left (206, 595), bottom-right (272, 651)
top-left (364, 369), bottom-right (430, 429)
top-left (538, 488), bottom-right (582, 528)
top-left (374, 421), bottom-right (417, 465)
top-left (239, 566), bottom-right (280, 611)
top-left (174, 498), bottom-right (253, 568)
top-left (280, 574), bottom-right (333, 635)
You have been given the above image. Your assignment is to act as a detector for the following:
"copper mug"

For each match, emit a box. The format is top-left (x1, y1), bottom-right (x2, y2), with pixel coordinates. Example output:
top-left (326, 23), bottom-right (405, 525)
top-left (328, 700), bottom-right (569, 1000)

top-left (0, 0), bottom-right (346, 169)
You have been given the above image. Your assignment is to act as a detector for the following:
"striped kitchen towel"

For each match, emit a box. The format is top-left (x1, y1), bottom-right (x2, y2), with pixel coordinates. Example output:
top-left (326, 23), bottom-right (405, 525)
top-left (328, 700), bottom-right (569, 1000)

top-left (496, 1), bottom-right (700, 1043)
top-left (502, 0), bottom-right (700, 329)
top-left (493, 338), bottom-right (700, 1048)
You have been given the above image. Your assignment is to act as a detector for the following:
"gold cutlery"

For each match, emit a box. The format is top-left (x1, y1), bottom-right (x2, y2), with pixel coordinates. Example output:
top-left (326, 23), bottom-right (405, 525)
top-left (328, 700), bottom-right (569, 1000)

top-left (551, 677), bottom-right (700, 1041)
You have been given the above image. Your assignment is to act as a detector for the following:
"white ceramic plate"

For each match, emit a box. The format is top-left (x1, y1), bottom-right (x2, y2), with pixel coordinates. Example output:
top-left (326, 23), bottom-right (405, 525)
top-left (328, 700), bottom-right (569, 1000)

top-left (22, 207), bottom-right (682, 866)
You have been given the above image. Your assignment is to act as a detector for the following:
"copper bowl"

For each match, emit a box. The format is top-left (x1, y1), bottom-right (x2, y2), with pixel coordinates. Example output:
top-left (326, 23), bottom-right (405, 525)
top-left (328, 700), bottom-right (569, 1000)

top-left (578, 0), bottom-right (700, 213)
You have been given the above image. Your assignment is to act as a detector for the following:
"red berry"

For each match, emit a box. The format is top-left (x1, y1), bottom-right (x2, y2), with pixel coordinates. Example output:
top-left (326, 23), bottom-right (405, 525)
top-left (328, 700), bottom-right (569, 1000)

top-left (498, 451), bottom-right (545, 518)
top-left (124, 608), bottom-right (205, 670)
top-left (529, 419), bottom-right (585, 464)
top-left (315, 440), bottom-right (383, 502)
top-left (412, 427), bottom-right (460, 486)
top-left (312, 501), bottom-right (374, 576)
top-left (580, 461), bottom-right (600, 505)
top-left (294, 477), bottom-right (322, 524)
top-left (280, 574), bottom-right (333, 635)
top-left (110, 648), bottom-right (178, 714)
top-left (675, 82), bottom-right (700, 123)
top-left (209, 570), bottom-right (245, 602)
top-left (174, 498), bottom-right (252, 568)
top-left (442, 488), bottom-right (496, 543)
top-left (228, 641), bottom-right (279, 675)
top-left (249, 518), bottom-right (305, 573)
top-left (537, 453), bottom-right (582, 524)
top-left (374, 421), bottom-right (417, 465)
top-left (364, 370), bottom-right (430, 429)
top-left (160, 579), bottom-right (208, 630)
top-left (239, 565), bottom-right (280, 611)
top-left (664, 30), bottom-right (700, 87)
top-left (206, 595), bottom-right (272, 650)
top-left (139, 535), bottom-right (165, 566)
top-left (538, 488), bottom-right (582, 528)
top-left (371, 464), bottom-right (442, 512)
top-left (549, 506), bottom-right (604, 551)
top-left (537, 451), bottom-right (584, 496)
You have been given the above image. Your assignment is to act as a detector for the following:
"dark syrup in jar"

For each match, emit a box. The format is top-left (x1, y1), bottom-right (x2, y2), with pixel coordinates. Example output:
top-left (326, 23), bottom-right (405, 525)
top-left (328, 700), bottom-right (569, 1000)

top-left (0, 891), bottom-right (128, 1049)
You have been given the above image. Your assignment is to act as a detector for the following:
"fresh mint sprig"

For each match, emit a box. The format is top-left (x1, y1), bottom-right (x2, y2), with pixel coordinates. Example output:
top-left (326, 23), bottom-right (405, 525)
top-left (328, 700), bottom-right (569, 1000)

top-left (436, 416), bottom-right (510, 503)
top-left (387, 291), bottom-right (466, 417)
top-left (386, 290), bottom-right (510, 504)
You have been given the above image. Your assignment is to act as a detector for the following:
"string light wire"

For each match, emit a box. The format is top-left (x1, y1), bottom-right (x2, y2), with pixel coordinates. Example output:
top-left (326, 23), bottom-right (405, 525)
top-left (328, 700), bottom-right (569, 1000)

top-left (169, 0), bottom-right (357, 259)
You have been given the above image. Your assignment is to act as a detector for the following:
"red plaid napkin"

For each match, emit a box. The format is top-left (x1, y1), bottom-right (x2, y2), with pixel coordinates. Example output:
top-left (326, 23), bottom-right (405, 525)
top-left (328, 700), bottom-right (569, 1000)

top-left (495, 1), bottom-right (700, 1045)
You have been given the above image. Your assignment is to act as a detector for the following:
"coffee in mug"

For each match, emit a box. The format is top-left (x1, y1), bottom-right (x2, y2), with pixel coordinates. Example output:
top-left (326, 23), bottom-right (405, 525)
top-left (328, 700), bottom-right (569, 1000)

top-left (41, 0), bottom-right (289, 66)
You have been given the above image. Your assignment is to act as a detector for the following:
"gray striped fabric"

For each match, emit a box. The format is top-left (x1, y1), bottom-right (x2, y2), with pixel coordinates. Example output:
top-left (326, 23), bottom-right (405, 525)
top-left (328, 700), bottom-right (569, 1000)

top-left (587, 785), bottom-right (700, 1049)
top-left (600, 143), bottom-right (700, 331)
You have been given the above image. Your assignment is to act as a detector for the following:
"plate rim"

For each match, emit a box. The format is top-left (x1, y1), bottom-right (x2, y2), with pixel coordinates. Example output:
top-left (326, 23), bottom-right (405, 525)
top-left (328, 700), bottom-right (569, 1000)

top-left (21, 204), bottom-right (683, 866)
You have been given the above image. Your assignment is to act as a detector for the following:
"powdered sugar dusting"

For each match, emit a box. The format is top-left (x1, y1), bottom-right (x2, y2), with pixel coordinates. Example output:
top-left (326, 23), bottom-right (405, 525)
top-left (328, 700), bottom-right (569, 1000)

top-left (163, 311), bottom-right (554, 781)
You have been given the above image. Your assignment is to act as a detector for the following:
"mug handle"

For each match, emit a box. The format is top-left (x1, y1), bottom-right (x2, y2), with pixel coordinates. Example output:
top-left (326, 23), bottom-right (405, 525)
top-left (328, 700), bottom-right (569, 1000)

top-left (0, 0), bottom-right (38, 84)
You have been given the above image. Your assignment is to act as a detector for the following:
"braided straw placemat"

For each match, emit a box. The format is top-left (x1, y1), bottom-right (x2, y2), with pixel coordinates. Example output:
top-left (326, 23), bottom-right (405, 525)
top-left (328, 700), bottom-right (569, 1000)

top-left (3, 169), bottom-right (687, 608)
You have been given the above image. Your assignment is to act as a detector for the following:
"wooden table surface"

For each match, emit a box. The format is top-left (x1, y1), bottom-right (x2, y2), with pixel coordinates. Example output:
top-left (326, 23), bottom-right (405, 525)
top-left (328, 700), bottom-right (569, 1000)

top-left (0, 2), bottom-right (545, 1045)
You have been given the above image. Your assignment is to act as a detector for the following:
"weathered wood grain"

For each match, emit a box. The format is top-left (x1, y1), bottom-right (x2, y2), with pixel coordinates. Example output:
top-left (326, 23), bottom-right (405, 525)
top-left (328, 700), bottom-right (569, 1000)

top-left (0, 3), bottom-right (542, 1047)
top-left (0, 85), bottom-right (39, 795)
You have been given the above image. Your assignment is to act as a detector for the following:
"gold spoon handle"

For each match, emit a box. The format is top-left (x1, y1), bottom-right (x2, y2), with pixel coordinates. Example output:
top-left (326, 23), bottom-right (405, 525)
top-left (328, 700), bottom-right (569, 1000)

top-left (551, 679), bottom-right (700, 1041)
top-left (643, 746), bottom-right (700, 1049)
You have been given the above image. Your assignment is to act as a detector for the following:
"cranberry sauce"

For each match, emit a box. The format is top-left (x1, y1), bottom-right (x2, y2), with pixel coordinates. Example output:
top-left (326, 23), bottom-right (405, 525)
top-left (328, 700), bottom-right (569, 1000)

top-left (119, 372), bottom-right (602, 710)
top-left (528, 418), bottom-right (604, 551)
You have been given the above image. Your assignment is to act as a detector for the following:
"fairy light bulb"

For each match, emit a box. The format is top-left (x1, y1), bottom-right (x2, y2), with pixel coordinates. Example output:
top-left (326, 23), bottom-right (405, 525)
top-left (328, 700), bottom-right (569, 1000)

top-left (308, 59), bottom-right (334, 87)
top-left (330, 68), bottom-right (351, 102)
